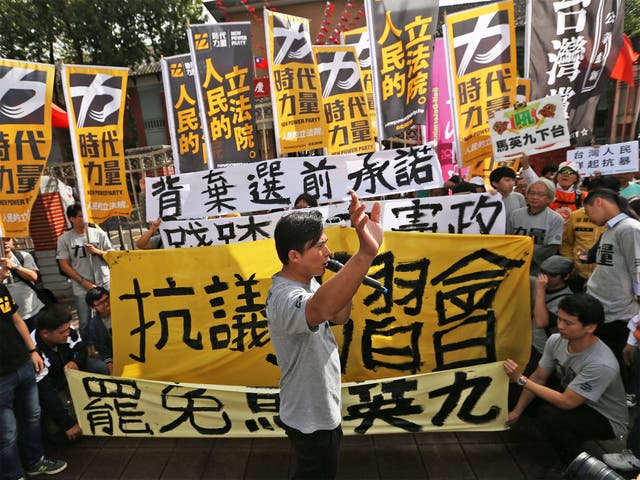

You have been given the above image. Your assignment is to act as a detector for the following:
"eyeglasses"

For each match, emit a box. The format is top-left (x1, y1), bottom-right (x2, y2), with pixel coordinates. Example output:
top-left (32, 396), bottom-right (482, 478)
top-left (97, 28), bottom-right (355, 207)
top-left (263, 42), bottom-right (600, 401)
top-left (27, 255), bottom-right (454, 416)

top-left (558, 167), bottom-right (577, 175)
top-left (527, 190), bottom-right (548, 197)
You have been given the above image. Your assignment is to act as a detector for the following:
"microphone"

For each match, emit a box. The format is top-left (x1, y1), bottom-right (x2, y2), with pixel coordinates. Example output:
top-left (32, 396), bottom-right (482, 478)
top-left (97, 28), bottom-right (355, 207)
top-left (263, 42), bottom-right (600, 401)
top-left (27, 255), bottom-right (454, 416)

top-left (325, 259), bottom-right (388, 293)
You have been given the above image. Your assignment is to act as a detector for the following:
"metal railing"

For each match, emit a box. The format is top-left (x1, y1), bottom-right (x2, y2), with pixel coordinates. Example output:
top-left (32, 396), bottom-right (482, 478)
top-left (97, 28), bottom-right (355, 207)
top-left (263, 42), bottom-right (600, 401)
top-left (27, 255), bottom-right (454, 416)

top-left (44, 145), bottom-right (175, 250)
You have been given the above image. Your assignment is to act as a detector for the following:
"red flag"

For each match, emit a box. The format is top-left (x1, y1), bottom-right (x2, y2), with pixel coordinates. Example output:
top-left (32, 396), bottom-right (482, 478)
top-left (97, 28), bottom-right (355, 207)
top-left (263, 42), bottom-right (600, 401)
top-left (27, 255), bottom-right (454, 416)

top-left (611, 34), bottom-right (639, 86)
top-left (51, 102), bottom-right (69, 128)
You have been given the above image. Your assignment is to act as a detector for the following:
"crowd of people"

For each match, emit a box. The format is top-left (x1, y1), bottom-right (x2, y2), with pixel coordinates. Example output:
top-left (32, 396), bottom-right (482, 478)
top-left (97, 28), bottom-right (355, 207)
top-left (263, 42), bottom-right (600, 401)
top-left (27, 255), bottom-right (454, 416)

top-left (2, 158), bottom-right (640, 479)
top-left (1, 203), bottom-right (115, 479)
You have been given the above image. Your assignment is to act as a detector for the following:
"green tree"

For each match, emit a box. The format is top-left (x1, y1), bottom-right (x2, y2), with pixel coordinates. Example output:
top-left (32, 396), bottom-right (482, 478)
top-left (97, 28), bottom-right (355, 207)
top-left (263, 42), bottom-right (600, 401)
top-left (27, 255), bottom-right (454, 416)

top-left (0, 0), bottom-right (204, 67)
top-left (626, 0), bottom-right (640, 50)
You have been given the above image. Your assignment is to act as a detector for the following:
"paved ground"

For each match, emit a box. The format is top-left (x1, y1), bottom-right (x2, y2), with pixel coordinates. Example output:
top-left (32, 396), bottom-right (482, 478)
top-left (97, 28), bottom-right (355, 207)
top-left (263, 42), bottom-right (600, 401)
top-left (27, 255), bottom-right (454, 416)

top-left (42, 412), bottom-right (639, 480)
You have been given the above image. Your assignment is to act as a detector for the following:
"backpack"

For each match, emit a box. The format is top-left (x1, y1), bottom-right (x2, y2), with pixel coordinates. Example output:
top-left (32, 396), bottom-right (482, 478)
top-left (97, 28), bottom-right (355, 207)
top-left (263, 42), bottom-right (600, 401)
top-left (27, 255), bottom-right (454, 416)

top-left (11, 250), bottom-right (59, 307)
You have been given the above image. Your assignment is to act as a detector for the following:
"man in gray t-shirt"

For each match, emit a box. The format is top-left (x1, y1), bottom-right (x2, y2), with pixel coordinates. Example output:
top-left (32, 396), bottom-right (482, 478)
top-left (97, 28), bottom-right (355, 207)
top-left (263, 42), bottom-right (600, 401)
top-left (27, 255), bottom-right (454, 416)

top-left (504, 293), bottom-right (628, 465)
top-left (266, 191), bottom-right (383, 479)
top-left (56, 204), bottom-right (112, 334)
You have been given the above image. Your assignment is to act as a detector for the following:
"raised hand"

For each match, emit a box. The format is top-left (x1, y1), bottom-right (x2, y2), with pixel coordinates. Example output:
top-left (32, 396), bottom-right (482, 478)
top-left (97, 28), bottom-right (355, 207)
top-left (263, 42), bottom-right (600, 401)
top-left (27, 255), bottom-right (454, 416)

top-left (348, 191), bottom-right (383, 259)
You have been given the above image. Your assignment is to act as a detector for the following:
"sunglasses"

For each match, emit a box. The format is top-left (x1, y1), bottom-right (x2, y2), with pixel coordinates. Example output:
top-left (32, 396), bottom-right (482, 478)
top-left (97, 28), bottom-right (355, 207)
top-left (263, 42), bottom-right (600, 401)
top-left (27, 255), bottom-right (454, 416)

top-left (558, 167), bottom-right (577, 175)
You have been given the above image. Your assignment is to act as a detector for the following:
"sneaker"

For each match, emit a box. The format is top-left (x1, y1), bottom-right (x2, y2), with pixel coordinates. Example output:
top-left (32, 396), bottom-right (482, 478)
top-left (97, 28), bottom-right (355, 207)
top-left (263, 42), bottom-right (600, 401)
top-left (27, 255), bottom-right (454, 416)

top-left (602, 450), bottom-right (640, 472)
top-left (25, 457), bottom-right (68, 476)
top-left (627, 393), bottom-right (637, 407)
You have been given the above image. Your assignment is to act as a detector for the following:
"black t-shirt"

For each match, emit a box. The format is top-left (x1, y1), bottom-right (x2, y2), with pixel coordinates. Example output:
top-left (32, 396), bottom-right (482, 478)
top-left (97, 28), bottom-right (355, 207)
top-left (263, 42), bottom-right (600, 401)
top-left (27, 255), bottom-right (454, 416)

top-left (0, 284), bottom-right (28, 377)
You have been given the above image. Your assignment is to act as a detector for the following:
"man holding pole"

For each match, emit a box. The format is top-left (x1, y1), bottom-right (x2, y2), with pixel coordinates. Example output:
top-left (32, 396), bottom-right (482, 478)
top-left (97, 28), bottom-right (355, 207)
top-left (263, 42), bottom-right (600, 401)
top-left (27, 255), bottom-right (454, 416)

top-left (56, 204), bottom-right (112, 335)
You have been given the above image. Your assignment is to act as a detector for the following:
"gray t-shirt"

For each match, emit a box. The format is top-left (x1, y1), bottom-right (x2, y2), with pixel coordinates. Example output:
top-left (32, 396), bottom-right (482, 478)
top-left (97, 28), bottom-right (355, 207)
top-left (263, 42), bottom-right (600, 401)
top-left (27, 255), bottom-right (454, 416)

top-left (509, 206), bottom-right (564, 246)
top-left (265, 274), bottom-right (342, 433)
top-left (3, 251), bottom-right (44, 320)
top-left (502, 192), bottom-right (526, 232)
top-left (539, 334), bottom-right (628, 437)
top-left (587, 216), bottom-right (640, 323)
top-left (56, 227), bottom-right (112, 295)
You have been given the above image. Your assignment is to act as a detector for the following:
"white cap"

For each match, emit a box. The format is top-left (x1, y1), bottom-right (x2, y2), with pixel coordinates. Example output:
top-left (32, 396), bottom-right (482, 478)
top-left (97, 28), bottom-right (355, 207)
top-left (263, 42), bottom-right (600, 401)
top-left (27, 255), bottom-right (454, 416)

top-left (469, 176), bottom-right (485, 186)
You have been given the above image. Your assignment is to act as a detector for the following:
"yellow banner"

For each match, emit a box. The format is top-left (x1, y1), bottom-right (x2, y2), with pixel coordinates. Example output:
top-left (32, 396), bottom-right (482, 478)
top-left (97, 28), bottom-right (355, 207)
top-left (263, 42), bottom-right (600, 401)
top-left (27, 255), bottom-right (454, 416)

top-left (264, 10), bottom-right (326, 155)
top-left (342, 27), bottom-right (378, 141)
top-left (110, 228), bottom-right (532, 386)
top-left (0, 59), bottom-right (55, 237)
top-left (312, 45), bottom-right (376, 155)
top-left (67, 362), bottom-right (508, 437)
top-left (61, 64), bottom-right (132, 224)
top-left (445, 1), bottom-right (518, 178)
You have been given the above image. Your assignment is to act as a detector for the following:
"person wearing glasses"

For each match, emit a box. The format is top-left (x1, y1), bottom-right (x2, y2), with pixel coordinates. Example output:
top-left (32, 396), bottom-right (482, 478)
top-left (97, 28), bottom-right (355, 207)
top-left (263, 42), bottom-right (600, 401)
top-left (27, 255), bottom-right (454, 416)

top-left (521, 157), bottom-right (587, 223)
top-left (84, 287), bottom-right (114, 375)
top-left (510, 178), bottom-right (565, 275)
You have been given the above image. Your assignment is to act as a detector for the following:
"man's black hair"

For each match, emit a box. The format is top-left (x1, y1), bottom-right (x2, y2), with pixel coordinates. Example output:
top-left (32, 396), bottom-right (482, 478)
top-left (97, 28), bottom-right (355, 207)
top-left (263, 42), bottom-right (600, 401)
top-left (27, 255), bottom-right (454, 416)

top-left (37, 304), bottom-right (73, 332)
top-left (584, 188), bottom-right (639, 219)
top-left (557, 293), bottom-right (604, 327)
top-left (541, 164), bottom-right (558, 177)
top-left (584, 175), bottom-right (621, 193)
top-left (85, 287), bottom-right (110, 307)
top-left (293, 192), bottom-right (318, 208)
top-left (451, 182), bottom-right (478, 194)
top-left (274, 210), bottom-right (324, 264)
top-left (66, 203), bottom-right (82, 219)
top-left (489, 166), bottom-right (516, 187)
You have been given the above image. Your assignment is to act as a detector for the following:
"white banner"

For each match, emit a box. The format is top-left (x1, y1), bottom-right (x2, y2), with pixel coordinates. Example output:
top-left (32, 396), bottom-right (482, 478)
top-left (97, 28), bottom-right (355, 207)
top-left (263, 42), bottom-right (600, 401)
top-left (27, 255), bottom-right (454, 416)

top-left (157, 193), bottom-right (506, 248)
top-left (67, 362), bottom-right (508, 438)
top-left (490, 95), bottom-right (570, 160)
top-left (145, 145), bottom-right (443, 221)
top-left (566, 141), bottom-right (639, 177)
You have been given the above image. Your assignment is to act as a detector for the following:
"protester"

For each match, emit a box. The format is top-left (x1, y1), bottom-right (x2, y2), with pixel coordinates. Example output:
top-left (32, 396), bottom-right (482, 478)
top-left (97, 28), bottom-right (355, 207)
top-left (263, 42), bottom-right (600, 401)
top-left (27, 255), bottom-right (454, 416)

top-left (1, 237), bottom-right (46, 331)
top-left (33, 304), bottom-right (86, 445)
top-left (469, 176), bottom-right (487, 192)
top-left (56, 204), bottom-right (113, 334)
top-left (293, 193), bottom-right (318, 209)
top-left (510, 178), bottom-right (564, 274)
top-left (541, 163), bottom-right (558, 180)
top-left (504, 293), bottom-right (628, 466)
top-left (583, 189), bottom-right (640, 369)
top-left (559, 176), bottom-right (620, 292)
top-left (85, 287), bottom-right (114, 375)
top-left (521, 157), bottom-right (586, 222)
top-left (0, 265), bottom-right (67, 478)
top-left (514, 176), bottom-right (528, 196)
top-left (489, 166), bottom-right (525, 231)
top-left (616, 172), bottom-right (640, 198)
top-left (527, 255), bottom-right (574, 374)
top-left (266, 191), bottom-right (383, 479)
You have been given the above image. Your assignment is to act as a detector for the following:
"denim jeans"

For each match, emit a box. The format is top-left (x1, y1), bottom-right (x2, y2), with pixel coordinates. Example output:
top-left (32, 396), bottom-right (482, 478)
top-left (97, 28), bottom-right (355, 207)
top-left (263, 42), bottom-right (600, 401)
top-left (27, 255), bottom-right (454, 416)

top-left (73, 293), bottom-right (91, 336)
top-left (0, 360), bottom-right (44, 480)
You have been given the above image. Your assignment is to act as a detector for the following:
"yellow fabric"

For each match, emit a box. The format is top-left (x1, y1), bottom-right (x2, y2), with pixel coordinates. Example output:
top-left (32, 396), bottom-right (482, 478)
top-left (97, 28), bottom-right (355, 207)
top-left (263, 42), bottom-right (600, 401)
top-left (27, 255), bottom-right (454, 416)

top-left (67, 361), bottom-right (509, 437)
top-left (109, 228), bottom-right (532, 386)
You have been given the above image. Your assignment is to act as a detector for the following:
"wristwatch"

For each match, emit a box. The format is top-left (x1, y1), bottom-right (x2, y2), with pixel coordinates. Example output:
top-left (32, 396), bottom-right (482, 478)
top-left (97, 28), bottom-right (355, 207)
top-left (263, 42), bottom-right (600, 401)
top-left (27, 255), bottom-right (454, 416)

top-left (517, 375), bottom-right (528, 387)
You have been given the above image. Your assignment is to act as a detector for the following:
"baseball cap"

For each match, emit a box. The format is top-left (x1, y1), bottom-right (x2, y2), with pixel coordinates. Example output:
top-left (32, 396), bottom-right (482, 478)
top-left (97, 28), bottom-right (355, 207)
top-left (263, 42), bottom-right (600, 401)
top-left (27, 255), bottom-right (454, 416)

top-left (469, 176), bottom-right (485, 187)
top-left (557, 161), bottom-right (579, 174)
top-left (540, 255), bottom-right (574, 276)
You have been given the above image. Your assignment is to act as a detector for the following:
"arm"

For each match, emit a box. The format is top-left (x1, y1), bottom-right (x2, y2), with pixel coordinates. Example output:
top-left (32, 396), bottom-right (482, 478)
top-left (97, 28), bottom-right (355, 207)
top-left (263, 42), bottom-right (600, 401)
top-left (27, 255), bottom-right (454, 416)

top-left (305, 192), bottom-right (383, 327)
top-left (12, 311), bottom-right (44, 373)
top-left (532, 274), bottom-right (550, 329)
top-left (136, 218), bottom-right (162, 250)
top-left (504, 359), bottom-right (587, 414)
top-left (519, 155), bottom-right (539, 184)
top-left (0, 253), bottom-right (39, 283)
